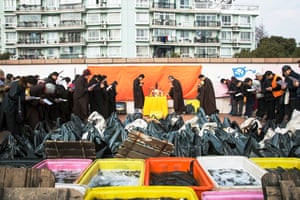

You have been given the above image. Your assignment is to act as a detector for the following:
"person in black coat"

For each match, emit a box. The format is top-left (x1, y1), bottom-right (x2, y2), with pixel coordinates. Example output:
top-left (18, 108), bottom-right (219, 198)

top-left (0, 76), bottom-right (37, 135)
top-left (168, 75), bottom-right (185, 114)
top-left (282, 65), bottom-right (300, 120)
top-left (197, 74), bottom-right (218, 115)
top-left (107, 80), bottom-right (118, 117)
top-left (133, 74), bottom-right (145, 113)
top-left (262, 71), bottom-right (276, 121)
top-left (73, 69), bottom-right (95, 123)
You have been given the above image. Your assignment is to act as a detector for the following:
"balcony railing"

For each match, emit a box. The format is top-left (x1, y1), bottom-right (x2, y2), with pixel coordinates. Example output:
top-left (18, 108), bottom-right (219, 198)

top-left (194, 37), bottom-right (219, 43)
top-left (152, 19), bottom-right (176, 26)
top-left (152, 36), bottom-right (176, 43)
top-left (194, 53), bottom-right (218, 58)
top-left (194, 20), bottom-right (221, 27)
top-left (17, 20), bottom-right (85, 29)
top-left (152, 2), bottom-right (176, 9)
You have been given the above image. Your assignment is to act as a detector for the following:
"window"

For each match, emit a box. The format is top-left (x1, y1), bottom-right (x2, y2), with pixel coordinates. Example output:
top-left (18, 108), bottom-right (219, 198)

top-left (45, 0), bottom-right (58, 8)
top-left (136, 29), bottom-right (149, 41)
top-left (61, 46), bottom-right (81, 54)
top-left (240, 32), bottom-right (251, 41)
top-left (222, 15), bottom-right (231, 26)
top-left (4, 0), bottom-right (16, 9)
top-left (5, 16), bottom-right (16, 26)
top-left (107, 0), bottom-right (121, 7)
top-left (180, 47), bottom-right (189, 57)
top-left (108, 46), bottom-right (121, 57)
top-left (5, 32), bottom-right (17, 43)
top-left (87, 30), bottom-right (100, 41)
top-left (136, 46), bottom-right (149, 57)
top-left (61, 13), bottom-right (81, 21)
top-left (136, 0), bottom-right (148, 8)
top-left (220, 47), bottom-right (231, 57)
top-left (108, 13), bottom-right (121, 24)
top-left (6, 48), bottom-right (16, 55)
top-left (60, 0), bottom-right (82, 4)
top-left (221, 31), bottom-right (231, 41)
top-left (109, 29), bottom-right (121, 40)
top-left (136, 12), bottom-right (149, 24)
top-left (47, 48), bottom-right (57, 58)
top-left (47, 32), bottom-right (59, 43)
top-left (87, 47), bottom-right (101, 58)
top-left (179, 31), bottom-right (189, 40)
top-left (195, 47), bottom-right (217, 58)
top-left (240, 16), bottom-right (251, 26)
top-left (87, 13), bottom-right (101, 25)
top-left (19, 0), bottom-right (41, 5)
top-left (180, 0), bottom-right (190, 8)
top-left (19, 15), bottom-right (41, 22)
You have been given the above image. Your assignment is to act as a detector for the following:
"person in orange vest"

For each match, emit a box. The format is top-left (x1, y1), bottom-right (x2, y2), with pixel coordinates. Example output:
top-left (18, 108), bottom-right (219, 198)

top-left (271, 72), bottom-right (285, 125)
top-left (262, 71), bottom-right (285, 125)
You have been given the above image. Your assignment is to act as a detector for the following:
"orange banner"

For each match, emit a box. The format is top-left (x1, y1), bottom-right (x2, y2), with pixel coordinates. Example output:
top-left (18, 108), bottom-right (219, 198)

top-left (88, 65), bottom-right (202, 101)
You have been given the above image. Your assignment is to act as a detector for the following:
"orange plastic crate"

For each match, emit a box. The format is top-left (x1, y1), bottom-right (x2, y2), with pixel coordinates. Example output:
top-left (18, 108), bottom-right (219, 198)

top-left (144, 157), bottom-right (214, 199)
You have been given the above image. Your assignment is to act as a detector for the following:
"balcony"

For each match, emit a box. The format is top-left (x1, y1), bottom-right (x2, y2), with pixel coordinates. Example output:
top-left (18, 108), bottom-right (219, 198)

top-left (151, 36), bottom-right (176, 43)
top-left (59, 37), bottom-right (86, 46)
top-left (152, 2), bottom-right (176, 9)
top-left (16, 4), bottom-right (85, 13)
top-left (16, 20), bottom-right (85, 31)
top-left (194, 53), bottom-right (218, 58)
top-left (194, 37), bottom-right (219, 44)
top-left (152, 19), bottom-right (176, 26)
top-left (194, 20), bottom-right (221, 28)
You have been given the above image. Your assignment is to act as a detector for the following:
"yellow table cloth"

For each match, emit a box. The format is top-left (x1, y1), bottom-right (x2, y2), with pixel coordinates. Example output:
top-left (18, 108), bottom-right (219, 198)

top-left (143, 96), bottom-right (168, 119)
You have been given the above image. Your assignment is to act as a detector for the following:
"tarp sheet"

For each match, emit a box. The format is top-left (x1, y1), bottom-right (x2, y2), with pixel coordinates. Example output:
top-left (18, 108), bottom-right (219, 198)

top-left (88, 65), bottom-right (202, 101)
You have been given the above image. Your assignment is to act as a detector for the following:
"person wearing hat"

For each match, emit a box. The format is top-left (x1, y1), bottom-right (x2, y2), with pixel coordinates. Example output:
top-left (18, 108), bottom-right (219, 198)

top-left (196, 74), bottom-right (217, 115)
top-left (73, 69), bottom-right (95, 122)
top-left (282, 65), bottom-right (300, 120)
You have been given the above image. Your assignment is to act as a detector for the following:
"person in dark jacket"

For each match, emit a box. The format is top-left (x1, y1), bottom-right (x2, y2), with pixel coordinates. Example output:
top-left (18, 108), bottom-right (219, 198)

top-left (197, 74), bottom-right (218, 115)
top-left (242, 77), bottom-right (256, 118)
top-left (73, 69), bottom-right (95, 123)
top-left (282, 65), bottom-right (300, 120)
top-left (0, 76), bottom-right (37, 135)
top-left (89, 75), bottom-right (110, 119)
top-left (231, 80), bottom-right (244, 116)
top-left (262, 71), bottom-right (276, 121)
top-left (168, 75), bottom-right (185, 114)
top-left (133, 74), bottom-right (145, 113)
top-left (107, 80), bottom-right (118, 117)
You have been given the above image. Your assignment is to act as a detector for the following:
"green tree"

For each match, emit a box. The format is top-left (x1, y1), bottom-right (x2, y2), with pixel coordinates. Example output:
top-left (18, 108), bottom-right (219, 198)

top-left (235, 36), bottom-right (298, 58)
top-left (0, 52), bottom-right (11, 60)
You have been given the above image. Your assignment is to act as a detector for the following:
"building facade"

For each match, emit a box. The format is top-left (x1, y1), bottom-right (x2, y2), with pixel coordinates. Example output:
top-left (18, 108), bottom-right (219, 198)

top-left (1, 0), bottom-right (258, 59)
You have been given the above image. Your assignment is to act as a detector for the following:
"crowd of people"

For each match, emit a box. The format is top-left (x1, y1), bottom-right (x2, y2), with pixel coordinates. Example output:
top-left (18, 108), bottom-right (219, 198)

top-left (0, 68), bottom-right (118, 136)
top-left (2, 63), bottom-right (298, 137)
top-left (221, 65), bottom-right (300, 126)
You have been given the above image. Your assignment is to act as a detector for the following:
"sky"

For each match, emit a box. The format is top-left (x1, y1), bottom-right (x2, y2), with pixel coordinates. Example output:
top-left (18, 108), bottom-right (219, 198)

top-left (234, 0), bottom-right (300, 43)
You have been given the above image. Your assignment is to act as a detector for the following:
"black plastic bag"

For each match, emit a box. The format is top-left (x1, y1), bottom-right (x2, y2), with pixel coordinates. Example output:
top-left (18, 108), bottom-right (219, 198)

top-left (103, 113), bottom-right (127, 154)
top-left (33, 121), bottom-right (51, 149)
top-left (0, 133), bottom-right (16, 159)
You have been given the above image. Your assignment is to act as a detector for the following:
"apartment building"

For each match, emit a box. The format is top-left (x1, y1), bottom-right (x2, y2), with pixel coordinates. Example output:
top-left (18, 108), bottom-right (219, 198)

top-left (1, 0), bottom-right (259, 59)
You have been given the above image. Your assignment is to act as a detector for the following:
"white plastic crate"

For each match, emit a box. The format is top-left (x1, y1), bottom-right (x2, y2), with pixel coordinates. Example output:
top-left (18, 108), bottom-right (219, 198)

top-left (197, 156), bottom-right (267, 190)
